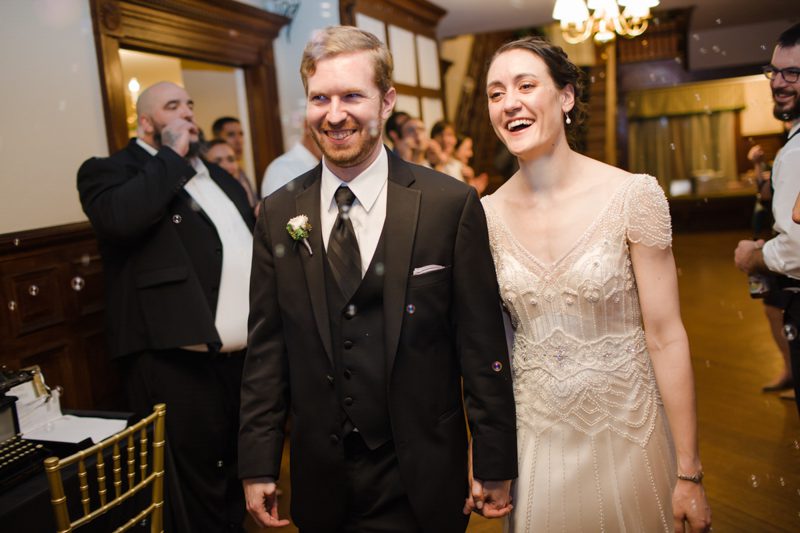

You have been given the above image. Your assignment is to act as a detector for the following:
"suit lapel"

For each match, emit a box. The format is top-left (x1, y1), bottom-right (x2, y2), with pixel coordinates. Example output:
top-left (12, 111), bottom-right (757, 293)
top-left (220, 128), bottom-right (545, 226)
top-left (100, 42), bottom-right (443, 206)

top-left (383, 153), bottom-right (420, 375)
top-left (296, 167), bottom-right (334, 365)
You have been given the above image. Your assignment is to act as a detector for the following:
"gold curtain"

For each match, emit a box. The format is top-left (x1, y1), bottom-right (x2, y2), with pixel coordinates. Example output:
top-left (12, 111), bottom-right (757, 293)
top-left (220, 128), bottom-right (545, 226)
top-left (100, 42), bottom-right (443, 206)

top-left (626, 81), bottom-right (746, 119)
top-left (626, 79), bottom-right (744, 192)
top-left (628, 111), bottom-right (737, 191)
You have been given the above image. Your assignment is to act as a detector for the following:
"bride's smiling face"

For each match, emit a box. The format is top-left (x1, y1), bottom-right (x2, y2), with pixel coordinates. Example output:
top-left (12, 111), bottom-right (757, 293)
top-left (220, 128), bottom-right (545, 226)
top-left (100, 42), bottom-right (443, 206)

top-left (486, 49), bottom-right (574, 159)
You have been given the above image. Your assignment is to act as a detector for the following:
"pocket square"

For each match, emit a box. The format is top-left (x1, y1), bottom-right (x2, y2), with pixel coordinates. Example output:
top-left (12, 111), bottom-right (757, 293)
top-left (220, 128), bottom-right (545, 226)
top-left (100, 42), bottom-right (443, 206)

top-left (413, 264), bottom-right (446, 276)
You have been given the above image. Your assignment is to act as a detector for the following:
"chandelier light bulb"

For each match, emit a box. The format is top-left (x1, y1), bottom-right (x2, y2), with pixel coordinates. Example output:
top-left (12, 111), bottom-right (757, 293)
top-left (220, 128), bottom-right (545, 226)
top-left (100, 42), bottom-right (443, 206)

top-left (553, 0), bottom-right (659, 44)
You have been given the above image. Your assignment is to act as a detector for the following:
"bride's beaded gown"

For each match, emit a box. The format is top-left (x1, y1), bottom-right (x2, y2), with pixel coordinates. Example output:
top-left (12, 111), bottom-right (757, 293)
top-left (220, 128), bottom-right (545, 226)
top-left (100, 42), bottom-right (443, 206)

top-left (482, 175), bottom-right (677, 532)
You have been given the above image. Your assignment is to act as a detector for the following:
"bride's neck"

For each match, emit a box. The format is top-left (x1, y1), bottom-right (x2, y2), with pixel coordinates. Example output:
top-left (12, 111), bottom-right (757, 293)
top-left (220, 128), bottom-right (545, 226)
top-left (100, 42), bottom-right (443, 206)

top-left (516, 142), bottom-right (577, 193)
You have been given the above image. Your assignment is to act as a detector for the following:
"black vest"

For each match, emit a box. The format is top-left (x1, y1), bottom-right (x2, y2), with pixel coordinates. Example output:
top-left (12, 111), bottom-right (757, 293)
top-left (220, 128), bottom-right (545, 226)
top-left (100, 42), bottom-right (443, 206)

top-left (324, 230), bottom-right (391, 450)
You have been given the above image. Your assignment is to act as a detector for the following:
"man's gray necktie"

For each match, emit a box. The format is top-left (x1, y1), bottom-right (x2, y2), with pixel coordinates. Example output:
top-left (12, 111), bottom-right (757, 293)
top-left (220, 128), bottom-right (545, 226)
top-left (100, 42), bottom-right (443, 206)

top-left (328, 186), bottom-right (361, 300)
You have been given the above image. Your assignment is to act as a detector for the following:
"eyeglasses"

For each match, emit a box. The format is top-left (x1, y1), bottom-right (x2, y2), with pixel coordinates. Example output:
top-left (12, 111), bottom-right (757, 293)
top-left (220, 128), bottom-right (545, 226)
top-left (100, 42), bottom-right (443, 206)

top-left (763, 65), bottom-right (800, 83)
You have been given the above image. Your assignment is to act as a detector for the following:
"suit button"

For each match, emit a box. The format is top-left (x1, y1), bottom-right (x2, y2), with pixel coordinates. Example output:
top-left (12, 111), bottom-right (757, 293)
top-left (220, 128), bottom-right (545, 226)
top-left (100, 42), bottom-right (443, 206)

top-left (329, 434), bottom-right (339, 444)
top-left (326, 374), bottom-right (334, 386)
top-left (344, 397), bottom-right (353, 406)
top-left (343, 340), bottom-right (353, 350)
top-left (343, 369), bottom-right (352, 379)
top-left (344, 304), bottom-right (357, 319)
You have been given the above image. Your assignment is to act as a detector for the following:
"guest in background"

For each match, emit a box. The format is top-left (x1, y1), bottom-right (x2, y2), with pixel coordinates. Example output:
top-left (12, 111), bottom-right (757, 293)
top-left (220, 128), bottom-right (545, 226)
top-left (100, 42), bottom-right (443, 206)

top-left (261, 120), bottom-right (321, 197)
top-left (212, 116), bottom-right (258, 208)
top-left (429, 120), bottom-right (464, 181)
top-left (735, 23), bottom-right (800, 410)
top-left (395, 116), bottom-right (431, 168)
top-left (384, 110), bottom-right (410, 153)
top-left (455, 134), bottom-right (489, 196)
top-left (746, 143), bottom-right (794, 394)
top-left (78, 81), bottom-right (253, 532)
top-left (204, 138), bottom-right (240, 178)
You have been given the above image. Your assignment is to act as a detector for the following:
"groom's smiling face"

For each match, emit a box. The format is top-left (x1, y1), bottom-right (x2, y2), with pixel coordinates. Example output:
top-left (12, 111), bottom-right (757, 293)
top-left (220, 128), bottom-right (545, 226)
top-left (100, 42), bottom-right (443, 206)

top-left (305, 50), bottom-right (396, 178)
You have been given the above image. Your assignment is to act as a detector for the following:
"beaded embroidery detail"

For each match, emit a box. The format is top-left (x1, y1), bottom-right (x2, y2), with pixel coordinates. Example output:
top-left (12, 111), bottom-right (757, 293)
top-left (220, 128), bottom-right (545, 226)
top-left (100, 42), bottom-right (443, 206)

top-left (483, 175), bottom-right (671, 447)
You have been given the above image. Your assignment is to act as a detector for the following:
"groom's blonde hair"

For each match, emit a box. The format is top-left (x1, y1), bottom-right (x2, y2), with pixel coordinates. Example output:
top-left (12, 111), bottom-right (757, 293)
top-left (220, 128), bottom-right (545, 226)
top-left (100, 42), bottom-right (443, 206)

top-left (300, 25), bottom-right (394, 96)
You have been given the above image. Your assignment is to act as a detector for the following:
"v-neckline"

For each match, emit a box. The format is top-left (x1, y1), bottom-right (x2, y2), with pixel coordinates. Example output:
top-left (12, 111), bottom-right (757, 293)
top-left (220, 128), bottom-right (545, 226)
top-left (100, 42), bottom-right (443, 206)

top-left (485, 175), bottom-right (635, 271)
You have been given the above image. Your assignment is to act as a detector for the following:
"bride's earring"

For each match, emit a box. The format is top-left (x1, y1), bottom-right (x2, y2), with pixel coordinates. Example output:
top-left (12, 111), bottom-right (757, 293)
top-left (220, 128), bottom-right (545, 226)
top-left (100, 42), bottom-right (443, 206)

top-left (565, 112), bottom-right (572, 125)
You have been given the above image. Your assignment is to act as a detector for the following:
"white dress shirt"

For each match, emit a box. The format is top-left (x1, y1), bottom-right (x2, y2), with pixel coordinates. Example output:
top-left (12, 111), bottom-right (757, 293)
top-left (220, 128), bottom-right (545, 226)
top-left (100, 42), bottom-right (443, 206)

top-left (261, 142), bottom-right (320, 197)
top-left (763, 121), bottom-right (800, 280)
top-left (136, 139), bottom-right (253, 350)
top-left (320, 147), bottom-right (388, 276)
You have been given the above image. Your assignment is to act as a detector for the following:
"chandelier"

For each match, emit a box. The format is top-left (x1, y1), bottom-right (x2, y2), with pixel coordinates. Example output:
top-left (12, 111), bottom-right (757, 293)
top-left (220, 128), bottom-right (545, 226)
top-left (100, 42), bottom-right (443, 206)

top-left (552, 0), bottom-right (659, 44)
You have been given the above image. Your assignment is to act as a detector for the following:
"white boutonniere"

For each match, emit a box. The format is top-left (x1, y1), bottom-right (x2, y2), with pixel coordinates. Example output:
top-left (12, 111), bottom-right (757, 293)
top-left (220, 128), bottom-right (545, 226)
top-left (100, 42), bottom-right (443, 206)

top-left (286, 214), bottom-right (313, 256)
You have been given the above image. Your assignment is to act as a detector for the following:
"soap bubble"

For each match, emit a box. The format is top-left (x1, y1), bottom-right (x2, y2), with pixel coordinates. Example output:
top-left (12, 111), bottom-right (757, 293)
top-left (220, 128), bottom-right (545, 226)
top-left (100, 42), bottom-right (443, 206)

top-left (70, 277), bottom-right (85, 291)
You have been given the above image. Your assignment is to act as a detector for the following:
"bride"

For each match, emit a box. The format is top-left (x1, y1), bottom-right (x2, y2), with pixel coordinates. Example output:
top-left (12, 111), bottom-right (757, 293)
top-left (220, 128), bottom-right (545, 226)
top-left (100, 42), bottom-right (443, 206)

top-left (469, 37), bottom-right (711, 532)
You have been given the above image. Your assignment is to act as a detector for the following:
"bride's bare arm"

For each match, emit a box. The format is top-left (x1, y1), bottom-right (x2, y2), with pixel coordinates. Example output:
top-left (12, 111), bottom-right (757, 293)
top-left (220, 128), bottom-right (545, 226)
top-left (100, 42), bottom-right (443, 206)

top-left (630, 242), bottom-right (711, 533)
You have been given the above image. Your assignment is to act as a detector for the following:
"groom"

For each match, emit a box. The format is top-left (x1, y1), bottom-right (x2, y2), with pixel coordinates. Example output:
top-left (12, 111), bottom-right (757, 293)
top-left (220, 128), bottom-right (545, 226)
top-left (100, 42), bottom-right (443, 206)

top-left (238, 26), bottom-right (517, 532)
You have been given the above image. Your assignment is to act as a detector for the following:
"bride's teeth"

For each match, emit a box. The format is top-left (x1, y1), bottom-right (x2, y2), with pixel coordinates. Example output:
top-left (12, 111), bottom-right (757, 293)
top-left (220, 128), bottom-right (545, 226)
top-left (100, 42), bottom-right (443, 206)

top-left (508, 119), bottom-right (533, 131)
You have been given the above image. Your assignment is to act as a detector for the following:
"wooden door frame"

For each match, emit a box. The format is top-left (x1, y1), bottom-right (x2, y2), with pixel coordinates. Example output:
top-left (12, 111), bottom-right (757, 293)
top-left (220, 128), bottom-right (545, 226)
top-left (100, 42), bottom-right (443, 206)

top-left (89, 0), bottom-right (288, 183)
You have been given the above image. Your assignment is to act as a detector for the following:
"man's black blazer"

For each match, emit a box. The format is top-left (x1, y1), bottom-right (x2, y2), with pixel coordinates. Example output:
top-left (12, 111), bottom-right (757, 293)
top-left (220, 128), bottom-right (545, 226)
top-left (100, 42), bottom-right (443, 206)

top-left (239, 149), bottom-right (517, 532)
top-left (77, 139), bottom-right (256, 358)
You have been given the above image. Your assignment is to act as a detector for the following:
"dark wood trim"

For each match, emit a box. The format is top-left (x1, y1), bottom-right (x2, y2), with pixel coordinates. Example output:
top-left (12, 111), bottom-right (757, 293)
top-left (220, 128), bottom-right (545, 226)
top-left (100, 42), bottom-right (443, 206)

top-left (394, 83), bottom-right (441, 100)
top-left (339, 0), bottom-right (446, 38)
top-left (0, 223), bottom-right (96, 254)
top-left (89, 0), bottom-right (288, 185)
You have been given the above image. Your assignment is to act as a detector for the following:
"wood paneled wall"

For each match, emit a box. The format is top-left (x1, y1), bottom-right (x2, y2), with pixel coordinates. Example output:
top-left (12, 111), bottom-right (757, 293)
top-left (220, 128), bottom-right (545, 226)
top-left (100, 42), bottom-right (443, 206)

top-left (0, 224), bottom-right (122, 410)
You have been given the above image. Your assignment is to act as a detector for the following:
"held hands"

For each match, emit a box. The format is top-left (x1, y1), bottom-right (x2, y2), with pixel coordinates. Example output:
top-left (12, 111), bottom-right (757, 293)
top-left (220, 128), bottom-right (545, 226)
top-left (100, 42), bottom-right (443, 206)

top-left (160, 117), bottom-right (198, 157)
top-left (243, 477), bottom-right (290, 528)
top-left (672, 480), bottom-right (712, 533)
top-left (462, 440), bottom-right (513, 518)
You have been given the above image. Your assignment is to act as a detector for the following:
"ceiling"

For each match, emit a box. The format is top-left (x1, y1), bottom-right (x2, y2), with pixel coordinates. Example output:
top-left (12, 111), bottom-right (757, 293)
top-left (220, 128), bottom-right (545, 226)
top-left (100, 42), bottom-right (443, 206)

top-left (434, 0), bottom-right (800, 38)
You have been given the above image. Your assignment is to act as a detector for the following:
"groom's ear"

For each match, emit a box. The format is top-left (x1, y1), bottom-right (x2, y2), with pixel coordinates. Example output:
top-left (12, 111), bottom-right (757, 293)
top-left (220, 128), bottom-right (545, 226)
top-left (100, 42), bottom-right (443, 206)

top-left (381, 87), bottom-right (397, 121)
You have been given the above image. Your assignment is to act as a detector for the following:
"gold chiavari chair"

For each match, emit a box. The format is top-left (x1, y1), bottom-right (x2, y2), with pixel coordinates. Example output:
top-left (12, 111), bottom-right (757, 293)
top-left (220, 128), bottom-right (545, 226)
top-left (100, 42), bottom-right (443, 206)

top-left (44, 403), bottom-right (166, 533)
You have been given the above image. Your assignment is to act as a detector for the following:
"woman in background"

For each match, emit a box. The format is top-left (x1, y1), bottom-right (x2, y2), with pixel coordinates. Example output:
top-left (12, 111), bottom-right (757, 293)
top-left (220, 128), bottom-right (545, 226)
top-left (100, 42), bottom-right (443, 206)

top-left (454, 134), bottom-right (489, 195)
top-left (473, 36), bottom-right (711, 532)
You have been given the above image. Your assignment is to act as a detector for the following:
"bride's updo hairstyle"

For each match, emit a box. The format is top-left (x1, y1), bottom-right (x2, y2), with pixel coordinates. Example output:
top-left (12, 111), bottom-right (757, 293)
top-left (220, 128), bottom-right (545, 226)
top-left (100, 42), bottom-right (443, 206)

top-left (490, 36), bottom-right (587, 148)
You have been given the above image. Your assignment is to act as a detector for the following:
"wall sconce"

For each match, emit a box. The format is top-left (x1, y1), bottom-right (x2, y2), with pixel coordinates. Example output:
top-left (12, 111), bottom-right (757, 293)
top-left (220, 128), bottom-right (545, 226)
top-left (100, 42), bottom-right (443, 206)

top-left (126, 77), bottom-right (141, 135)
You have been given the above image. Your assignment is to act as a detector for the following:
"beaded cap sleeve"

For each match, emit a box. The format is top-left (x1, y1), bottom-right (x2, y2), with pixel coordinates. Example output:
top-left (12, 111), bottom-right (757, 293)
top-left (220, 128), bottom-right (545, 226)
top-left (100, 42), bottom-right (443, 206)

top-left (625, 174), bottom-right (672, 249)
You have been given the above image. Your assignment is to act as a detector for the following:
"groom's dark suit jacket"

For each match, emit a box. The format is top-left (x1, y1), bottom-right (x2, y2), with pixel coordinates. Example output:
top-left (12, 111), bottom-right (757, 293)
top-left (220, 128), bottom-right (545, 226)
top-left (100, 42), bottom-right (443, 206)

top-left (77, 139), bottom-right (256, 358)
top-left (239, 149), bottom-right (517, 532)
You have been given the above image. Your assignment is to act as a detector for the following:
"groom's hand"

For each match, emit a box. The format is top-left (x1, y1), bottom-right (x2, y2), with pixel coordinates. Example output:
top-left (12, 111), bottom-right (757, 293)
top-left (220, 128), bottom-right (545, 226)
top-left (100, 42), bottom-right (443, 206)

top-left (243, 476), bottom-right (290, 528)
top-left (467, 478), bottom-right (513, 518)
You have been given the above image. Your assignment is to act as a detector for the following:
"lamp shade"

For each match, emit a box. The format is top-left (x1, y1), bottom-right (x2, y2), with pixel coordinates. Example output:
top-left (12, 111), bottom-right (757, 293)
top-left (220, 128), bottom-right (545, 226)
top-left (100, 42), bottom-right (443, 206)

top-left (553, 0), bottom-right (590, 23)
top-left (617, 0), bottom-right (659, 7)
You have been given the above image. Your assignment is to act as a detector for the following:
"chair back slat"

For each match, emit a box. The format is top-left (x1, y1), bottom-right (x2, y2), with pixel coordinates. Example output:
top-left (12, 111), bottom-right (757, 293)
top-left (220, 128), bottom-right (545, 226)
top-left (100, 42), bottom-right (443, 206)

top-left (96, 449), bottom-right (107, 506)
top-left (77, 458), bottom-right (91, 515)
top-left (112, 440), bottom-right (122, 498)
top-left (44, 404), bottom-right (166, 533)
top-left (126, 433), bottom-right (136, 490)
top-left (139, 427), bottom-right (148, 482)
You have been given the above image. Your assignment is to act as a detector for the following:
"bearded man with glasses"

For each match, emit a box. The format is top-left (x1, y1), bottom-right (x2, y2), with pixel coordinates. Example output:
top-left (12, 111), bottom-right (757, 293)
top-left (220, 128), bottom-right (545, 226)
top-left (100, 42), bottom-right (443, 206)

top-left (735, 23), bottom-right (800, 414)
